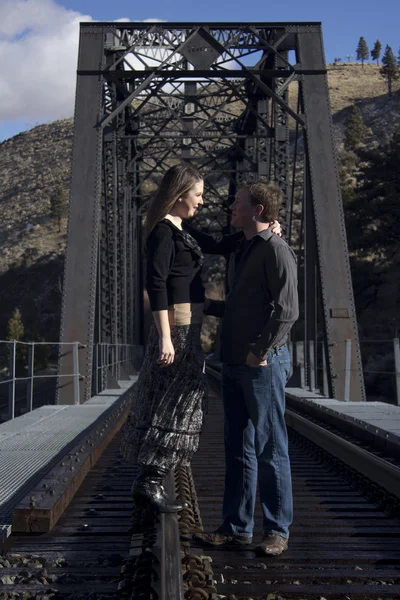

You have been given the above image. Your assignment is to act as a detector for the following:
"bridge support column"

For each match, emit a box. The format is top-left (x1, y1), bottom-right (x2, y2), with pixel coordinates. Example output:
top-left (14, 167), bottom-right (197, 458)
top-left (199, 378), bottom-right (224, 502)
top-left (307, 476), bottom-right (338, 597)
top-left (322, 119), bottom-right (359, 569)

top-left (57, 26), bottom-right (105, 404)
top-left (297, 26), bottom-right (365, 401)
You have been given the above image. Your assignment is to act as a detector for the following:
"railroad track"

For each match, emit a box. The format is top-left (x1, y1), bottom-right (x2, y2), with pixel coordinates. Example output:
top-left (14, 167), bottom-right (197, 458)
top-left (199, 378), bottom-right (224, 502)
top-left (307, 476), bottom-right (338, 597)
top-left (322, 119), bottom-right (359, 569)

top-left (0, 414), bottom-right (183, 599)
top-left (182, 368), bottom-right (400, 599)
top-left (0, 435), bottom-right (138, 599)
top-left (2, 369), bottom-right (400, 600)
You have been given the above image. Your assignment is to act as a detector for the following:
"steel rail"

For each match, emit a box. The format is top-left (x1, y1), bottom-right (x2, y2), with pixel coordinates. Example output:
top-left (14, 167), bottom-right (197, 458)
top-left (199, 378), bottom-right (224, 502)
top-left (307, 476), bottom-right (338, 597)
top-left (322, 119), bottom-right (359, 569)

top-left (1, 435), bottom-right (185, 600)
top-left (285, 410), bottom-right (400, 499)
top-left (206, 364), bottom-right (400, 499)
top-left (161, 473), bottom-right (185, 600)
top-left (199, 364), bottom-right (400, 598)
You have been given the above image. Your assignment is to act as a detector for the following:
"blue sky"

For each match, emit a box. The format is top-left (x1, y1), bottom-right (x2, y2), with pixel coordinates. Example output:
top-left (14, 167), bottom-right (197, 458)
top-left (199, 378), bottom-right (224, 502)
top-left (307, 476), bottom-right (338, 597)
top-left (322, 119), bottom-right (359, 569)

top-left (1, 0), bottom-right (399, 142)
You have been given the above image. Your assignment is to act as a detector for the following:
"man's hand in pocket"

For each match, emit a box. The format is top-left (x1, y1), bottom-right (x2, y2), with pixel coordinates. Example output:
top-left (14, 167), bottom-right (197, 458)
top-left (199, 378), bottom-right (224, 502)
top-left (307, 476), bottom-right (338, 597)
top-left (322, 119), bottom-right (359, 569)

top-left (246, 352), bottom-right (267, 368)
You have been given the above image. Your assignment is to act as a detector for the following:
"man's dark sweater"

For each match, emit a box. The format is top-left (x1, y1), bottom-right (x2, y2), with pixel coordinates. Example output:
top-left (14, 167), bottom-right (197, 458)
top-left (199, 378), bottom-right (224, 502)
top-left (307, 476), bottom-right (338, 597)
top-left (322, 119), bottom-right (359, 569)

top-left (185, 225), bottom-right (299, 364)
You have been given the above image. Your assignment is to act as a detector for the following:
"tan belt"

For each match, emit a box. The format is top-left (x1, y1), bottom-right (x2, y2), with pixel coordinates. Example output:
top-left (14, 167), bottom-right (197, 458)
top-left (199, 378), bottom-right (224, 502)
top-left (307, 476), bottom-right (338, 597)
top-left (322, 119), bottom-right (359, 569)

top-left (168, 303), bottom-right (204, 326)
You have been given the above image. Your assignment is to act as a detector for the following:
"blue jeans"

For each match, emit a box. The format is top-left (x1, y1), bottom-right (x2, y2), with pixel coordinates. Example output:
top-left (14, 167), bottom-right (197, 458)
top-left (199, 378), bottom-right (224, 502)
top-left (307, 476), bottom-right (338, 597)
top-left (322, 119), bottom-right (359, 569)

top-left (220, 346), bottom-right (292, 539)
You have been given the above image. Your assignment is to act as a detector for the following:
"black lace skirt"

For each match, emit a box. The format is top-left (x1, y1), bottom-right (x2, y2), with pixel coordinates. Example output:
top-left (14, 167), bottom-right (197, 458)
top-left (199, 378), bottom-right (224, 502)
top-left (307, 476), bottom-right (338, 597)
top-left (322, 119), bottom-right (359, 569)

top-left (120, 323), bottom-right (207, 471)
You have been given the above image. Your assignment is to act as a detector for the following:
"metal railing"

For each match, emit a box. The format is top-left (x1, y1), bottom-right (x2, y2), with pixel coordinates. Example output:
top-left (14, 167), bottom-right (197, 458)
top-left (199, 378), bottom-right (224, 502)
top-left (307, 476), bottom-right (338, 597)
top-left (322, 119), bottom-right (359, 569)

top-left (2, 335), bottom-right (398, 422)
top-left (0, 340), bottom-right (139, 422)
top-left (289, 338), bottom-right (400, 405)
top-left (93, 342), bottom-right (139, 396)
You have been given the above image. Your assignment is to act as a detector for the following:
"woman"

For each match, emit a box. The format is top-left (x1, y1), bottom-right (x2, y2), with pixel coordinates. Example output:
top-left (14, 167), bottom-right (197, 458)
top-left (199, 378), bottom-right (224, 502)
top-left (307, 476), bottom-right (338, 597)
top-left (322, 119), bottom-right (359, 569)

top-left (120, 163), bottom-right (280, 513)
top-left (120, 163), bottom-right (215, 513)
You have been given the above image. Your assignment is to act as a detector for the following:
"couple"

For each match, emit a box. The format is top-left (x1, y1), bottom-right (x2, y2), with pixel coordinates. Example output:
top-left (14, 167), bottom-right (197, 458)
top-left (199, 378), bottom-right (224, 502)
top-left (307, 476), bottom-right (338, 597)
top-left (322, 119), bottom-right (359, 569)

top-left (120, 162), bottom-right (299, 556)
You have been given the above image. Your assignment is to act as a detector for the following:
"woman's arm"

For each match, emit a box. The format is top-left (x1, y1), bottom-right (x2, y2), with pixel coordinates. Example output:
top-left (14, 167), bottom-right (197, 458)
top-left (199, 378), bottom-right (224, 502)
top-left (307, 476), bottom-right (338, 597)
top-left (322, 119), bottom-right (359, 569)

top-left (146, 224), bottom-right (176, 366)
top-left (184, 220), bottom-right (282, 254)
top-left (184, 223), bottom-right (243, 254)
top-left (152, 310), bottom-right (175, 366)
top-left (204, 298), bottom-right (226, 318)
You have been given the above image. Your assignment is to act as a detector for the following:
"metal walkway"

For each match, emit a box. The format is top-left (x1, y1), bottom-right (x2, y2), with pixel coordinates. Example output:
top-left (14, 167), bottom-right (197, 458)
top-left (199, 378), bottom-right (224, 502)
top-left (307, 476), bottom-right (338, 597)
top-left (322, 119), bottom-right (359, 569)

top-left (0, 377), bottom-right (137, 541)
top-left (287, 387), bottom-right (400, 440)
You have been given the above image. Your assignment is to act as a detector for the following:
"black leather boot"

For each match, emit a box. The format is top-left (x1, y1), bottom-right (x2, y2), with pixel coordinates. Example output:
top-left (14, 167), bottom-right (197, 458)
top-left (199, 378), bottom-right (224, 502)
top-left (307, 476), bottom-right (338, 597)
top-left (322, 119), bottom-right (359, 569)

top-left (131, 466), bottom-right (188, 513)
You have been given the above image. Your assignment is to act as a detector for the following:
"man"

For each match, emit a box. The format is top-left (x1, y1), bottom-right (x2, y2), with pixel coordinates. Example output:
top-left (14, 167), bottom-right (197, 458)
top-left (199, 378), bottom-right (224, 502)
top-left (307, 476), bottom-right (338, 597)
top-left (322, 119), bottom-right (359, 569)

top-left (187, 181), bottom-right (299, 556)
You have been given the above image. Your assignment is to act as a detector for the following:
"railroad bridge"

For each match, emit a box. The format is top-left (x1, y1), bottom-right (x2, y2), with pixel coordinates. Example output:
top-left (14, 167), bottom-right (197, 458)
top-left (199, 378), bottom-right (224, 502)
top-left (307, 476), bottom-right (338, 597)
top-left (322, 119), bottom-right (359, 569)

top-left (1, 21), bottom-right (400, 600)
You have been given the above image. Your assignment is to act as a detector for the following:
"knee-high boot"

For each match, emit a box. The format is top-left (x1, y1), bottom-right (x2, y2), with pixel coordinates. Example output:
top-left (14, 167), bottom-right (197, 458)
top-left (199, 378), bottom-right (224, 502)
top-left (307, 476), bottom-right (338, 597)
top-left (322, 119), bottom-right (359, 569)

top-left (131, 465), bottom-right (188, 513)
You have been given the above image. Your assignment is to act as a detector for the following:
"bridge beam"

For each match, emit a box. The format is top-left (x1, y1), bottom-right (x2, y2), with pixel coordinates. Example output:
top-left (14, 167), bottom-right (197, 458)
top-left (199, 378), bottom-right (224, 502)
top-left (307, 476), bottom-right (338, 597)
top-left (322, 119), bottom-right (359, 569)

top-left (57, 26), bottom-right (105, 404)
top-left (298, 26), bottom-right (365, 401)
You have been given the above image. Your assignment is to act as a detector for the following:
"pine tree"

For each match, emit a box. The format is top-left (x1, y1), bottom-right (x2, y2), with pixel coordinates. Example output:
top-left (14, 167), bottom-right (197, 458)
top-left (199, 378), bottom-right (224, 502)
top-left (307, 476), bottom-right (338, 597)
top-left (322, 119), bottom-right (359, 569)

top-left (344, 105), bottom-right (366, 150)
top-left (380, 45), bottom-right (399, 96)
top-left (50, 186), bottom-right (68, 232)
top-left (371, 40), bottom-right (382, 66)
top-left (356, 37), bottom-right (369, 67)
top-left (339, 163), bottom-right (356, 205)
top-left (350, 132), bottom-right (400, 251)
top-left (6, 308), bottom-right (26, 365)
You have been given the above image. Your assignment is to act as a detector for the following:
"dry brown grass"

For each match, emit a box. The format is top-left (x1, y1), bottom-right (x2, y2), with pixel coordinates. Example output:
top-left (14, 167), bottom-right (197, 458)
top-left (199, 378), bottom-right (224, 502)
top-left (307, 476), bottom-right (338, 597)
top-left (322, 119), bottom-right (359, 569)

top-left (326, 62), bottom-right (400, 113)
top-left (288, 62), bottom-right (400, 118)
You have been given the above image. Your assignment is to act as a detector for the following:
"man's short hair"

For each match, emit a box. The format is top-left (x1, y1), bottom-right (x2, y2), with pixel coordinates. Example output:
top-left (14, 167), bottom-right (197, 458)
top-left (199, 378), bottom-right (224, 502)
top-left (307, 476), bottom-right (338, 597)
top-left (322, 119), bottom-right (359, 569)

top-left (241, 181), bottom-right (283, 223)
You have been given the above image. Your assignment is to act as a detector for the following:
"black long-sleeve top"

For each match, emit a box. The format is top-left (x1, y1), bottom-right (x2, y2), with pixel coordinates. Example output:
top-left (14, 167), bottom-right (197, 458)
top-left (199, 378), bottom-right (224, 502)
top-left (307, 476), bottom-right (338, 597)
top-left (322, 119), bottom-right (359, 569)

top-left (146, 219), bottom-right (206, 311)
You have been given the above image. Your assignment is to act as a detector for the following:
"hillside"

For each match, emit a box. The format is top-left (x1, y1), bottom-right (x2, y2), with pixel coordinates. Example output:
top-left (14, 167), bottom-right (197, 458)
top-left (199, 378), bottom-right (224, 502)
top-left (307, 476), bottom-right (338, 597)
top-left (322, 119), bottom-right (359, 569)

top-left (0, 64), bottom-right (398, 275)
top-left (0, 63), bottom-right (399, 366)
top-left (0, 119), bottom-right (73, 275)
top-left (325, 62), bottom-right (399, 114)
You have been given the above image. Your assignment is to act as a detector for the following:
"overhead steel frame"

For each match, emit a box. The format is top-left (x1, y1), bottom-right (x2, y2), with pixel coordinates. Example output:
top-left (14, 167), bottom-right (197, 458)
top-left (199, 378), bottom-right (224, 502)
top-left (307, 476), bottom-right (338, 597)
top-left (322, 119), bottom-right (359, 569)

top-left (57, 22), bottom-right (365, 404)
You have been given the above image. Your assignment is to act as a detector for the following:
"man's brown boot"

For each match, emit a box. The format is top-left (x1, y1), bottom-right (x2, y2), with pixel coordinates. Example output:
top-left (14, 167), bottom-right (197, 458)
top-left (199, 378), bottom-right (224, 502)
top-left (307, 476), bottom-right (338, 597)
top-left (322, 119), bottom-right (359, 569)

top-left (193, 530), bottom-right (252, 547)
top-left (255, 534), bottom-right (288, 556)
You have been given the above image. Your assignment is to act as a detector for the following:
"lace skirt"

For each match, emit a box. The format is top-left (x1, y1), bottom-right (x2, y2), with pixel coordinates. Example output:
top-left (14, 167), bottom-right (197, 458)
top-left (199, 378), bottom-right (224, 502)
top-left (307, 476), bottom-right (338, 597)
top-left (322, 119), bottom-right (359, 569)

top-left (120, 323), bottom-right (207, 471)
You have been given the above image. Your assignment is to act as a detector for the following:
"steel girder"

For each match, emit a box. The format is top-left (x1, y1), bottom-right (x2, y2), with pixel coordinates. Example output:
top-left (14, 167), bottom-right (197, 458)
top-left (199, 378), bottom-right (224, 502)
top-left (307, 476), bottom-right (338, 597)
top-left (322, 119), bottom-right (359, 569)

top-left (57, 29), bottom-right (105, 404)
top-left (297, 28), bottom-right (364, 401)
top-left (58, 22), bottom-right (365, 403)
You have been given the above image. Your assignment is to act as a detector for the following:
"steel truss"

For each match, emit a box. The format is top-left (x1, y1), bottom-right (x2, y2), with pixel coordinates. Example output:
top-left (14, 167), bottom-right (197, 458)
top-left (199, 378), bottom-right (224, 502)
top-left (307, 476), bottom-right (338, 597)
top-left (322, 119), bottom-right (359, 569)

top-left (58, 22), bottom-right (365, 403)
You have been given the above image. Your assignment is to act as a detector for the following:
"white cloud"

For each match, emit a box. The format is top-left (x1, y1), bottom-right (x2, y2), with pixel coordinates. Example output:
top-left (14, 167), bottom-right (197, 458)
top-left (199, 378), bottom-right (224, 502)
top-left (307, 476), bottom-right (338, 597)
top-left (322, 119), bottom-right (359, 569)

top-left (0, 1), bottom-right (166, 123)
top-left (0, 5), bottom-right (236, 128)
top-left (0, 0), bottom-right (92, 121)
top-left (134, 18), bottom-right (167, 22)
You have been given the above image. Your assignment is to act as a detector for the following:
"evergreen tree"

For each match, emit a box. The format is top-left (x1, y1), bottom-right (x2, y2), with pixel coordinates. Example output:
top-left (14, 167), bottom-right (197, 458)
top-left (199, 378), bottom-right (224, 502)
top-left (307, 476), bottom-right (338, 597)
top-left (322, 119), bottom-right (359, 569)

top-left (50, 186), bottom-right (68, 232)
top-left (356, 37), bottom-right (369, 67)
top-left (350, 132), bottom-right (400, 251)
top-left (339, 163), bottom-right (356, 205)
top-left (380, 45), bottom-right (399, 96)
top-left (344, 105), bottom-right (366, 150)
top-left (6, 308), bottom-right (26, 365)
top-left (371, 40), bottom-right (382, 66)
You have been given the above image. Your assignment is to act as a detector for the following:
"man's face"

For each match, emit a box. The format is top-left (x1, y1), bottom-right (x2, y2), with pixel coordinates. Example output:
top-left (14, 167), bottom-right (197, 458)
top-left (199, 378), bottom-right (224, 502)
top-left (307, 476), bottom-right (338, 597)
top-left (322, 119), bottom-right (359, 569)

top-left (230, 187), bottom-right (257, 229)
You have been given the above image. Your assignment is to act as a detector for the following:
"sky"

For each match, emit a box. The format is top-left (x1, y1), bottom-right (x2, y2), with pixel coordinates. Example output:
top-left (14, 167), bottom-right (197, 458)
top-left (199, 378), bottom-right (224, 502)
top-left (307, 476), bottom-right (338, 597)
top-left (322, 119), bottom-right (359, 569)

top-left (0, 0), bottom-right (399, 142)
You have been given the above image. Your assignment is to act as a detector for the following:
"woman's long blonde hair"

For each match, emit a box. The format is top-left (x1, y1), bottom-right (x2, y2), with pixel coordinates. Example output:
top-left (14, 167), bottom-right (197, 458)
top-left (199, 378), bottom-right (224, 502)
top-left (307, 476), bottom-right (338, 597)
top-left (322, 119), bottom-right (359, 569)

top-left (144, 162), bottom-right (203, 248)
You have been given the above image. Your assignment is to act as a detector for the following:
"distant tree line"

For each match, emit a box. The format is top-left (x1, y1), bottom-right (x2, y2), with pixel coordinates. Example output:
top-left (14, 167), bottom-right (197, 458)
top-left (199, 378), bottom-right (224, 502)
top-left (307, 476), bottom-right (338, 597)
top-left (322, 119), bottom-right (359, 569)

top-left (333, 38), bottom-right (400, 97)
top-left (339, 107), bottom-right (400, 400)
top-left (340, 106), bottom-right (400, 281)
